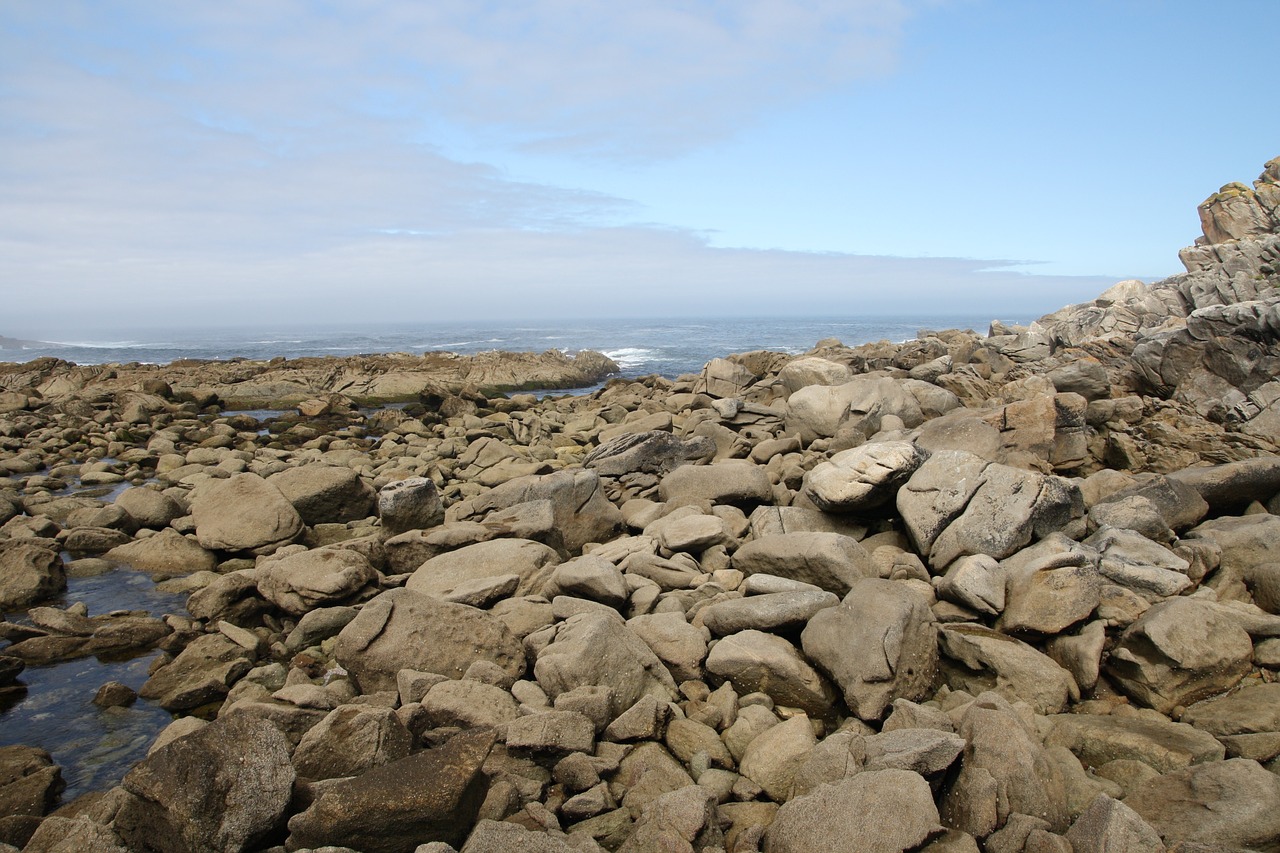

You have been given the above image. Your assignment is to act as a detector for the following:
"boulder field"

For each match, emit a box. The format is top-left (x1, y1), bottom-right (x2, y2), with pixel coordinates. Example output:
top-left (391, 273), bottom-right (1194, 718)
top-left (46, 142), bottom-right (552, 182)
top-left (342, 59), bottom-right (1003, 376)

top-left (1, 158), bottom-right (1280, 852)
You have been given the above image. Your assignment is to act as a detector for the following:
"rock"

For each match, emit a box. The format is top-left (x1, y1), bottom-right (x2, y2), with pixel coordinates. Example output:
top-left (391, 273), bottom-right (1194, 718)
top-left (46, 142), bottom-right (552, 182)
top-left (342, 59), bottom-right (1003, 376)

top-left (1044, 713), bottom-right (1226, 774)
top-left (544, 555), bottom-right (629, 609)
top-left (731, 532), bottom-right (871, 596)
top-left (1169, 457), bottom-right (1280, 511)
top-left (505, 711), bottom-right (596, 758)
top-left (286, 728), bottom-right (496, 853)
top-left (92, 681), bottom-right (138, 708)
top-left (937, 624), bottom-right (1077, 714)
top-left (625, 612), bottom-right (709, 684)
top-left (460, 819), bottom-right (589, 853)
top-left (863, 727), bottom-right (965, 776)
top-left (377, 476), bottom-right (444, 536)
top-left (268, 464), bottom-right (376, 525)
top-left (447, 470), bottom-right (623, 555)
top-left (778, 356), bottom-right (854, 392)
top-left (1086, 526), bottom-right (1193, 601)
top-left (256, 547), bottom-right (377, 614)
top-left (604, 694), bottom-right (673, 743)
top-left (706, 629), bottom-right (836, 718)
top-left (765, 769), bottom-right (941, 853)
top-left (998, 557), bottom-right (1101, 635)
top-left (1187, 514), bottom-right (1280, 612)
top-left (0, 746), bottom-right (62, 819)
top-left (1125, 757), bottom-right (1280, 851)
top-left (138, 633), bottom-right (255, 712)
top-left (940, 693), bottom-right (1069, 837)
top-left (190, 473), bottom-right (304, 555)
top-left (934, 555), bottom-right (1006, 616)
top-left (658, 460), bottom-right (773, 508)
top-left (1065, 794), bottom-right (1164, 853)
top-left (645, 512), bottom-right (729, 554)
top-left (617, 784), bottom-right (721, 853)
top-left (1095, 474), bottom-right (1209, 532)
top-left (583, 430), bottom-right (716, 476)
top-left (423, 679), bottom-right (520, 730)
top-left (285, 605), bottom-right (359, 652)
top-left (1047, 357), bottom-right (1111, 400)
top-left (613, 741), bottom-right (696, 816)
top-left (897, 451), bottom-right (1084, 571)
top-left (801, 578), bottom-right (937, 722)
top-left (18, 814), bottom-right (130, 853)
top-left (1105, 597), bottom-right (1253, 714)
top-left (1181, 682), bottom-right (1280, 758)
top-left (406, 538), bottom-right (560, 600)
top-left (104, 529), bottom-right (218, 575)
top-left (114, 487), bottom-right (184, 530)
top-left (0, 541), bottom-right (64, 610)
top-left (739, 714), bottom-right (817, 802)
top-left (292, 704), bottom-right (412, 781)
top-left (336, 589), bottom-right (525, 694)
top-left (534, 611), bottom-right (676, 721)
top-left (115, 715), bottom-right (294, 853)
top-left (802, 441), bottom-right (928, 512)
top-left (699, 590), bottom-right (839, 637)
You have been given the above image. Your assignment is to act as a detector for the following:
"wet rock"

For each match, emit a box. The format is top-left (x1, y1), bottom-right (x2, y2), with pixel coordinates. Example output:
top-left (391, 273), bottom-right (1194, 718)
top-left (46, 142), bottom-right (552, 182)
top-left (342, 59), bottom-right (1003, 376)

top-left (335, 588), bottom-right (525, 694)
top-left (116, 715), bottom-right (294, 853)
top-left (801, 578), bottom-right (937, 722)
top-left (92, 681), bottom-right (137, 708)
top-left (286, 728), bottom-right (496, 853)
top-left (190, 473), bottom-right (304, 555)
top-left (0, 746), bottom-right (62, 819)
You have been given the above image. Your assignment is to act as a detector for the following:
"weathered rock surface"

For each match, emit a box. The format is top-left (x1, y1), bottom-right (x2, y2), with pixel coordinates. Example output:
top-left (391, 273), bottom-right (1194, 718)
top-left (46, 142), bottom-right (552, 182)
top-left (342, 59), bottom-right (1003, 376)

top-left (190, 473), bottom-right (304, 555)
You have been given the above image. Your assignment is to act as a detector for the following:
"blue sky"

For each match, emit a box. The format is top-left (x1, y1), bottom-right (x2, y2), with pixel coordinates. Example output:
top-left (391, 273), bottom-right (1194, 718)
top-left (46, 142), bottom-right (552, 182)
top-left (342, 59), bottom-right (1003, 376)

top-left (2, 0), bottom-right (1277, 330)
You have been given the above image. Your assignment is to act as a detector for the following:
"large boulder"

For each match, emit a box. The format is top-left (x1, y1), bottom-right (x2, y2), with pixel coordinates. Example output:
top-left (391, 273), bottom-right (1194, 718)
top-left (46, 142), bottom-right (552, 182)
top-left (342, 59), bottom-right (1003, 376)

top-left (1105, 597), bottom-right (1253, 714)
top-left (937, 624), bottom-right (1077, 715)
top-left (801, 579), bottom-right (937, 722)
top-left (0, 541), bottom-right (65, 610)
top-left (292, 704), bottom-right (412, 781)
top-left (377, 477), bottom-right (444, 537)
top-left (583, 430), bottom-right (716, 477)
top-left (534, 611), bottom-right (677, 720)
top-left (447, 470), bottom-right (622, 555)
top-left (897, 450), bottom-right (1084, 571)
top-left (658, 460), bottom-right (773, 508)
top-left (732, 532), bottom-right (872, 596)
top-left (0, 746), bottom-right (62, 819)
top-left (406, 538), bottom-right (560, 600)
top-left (801, 441), bottom-right (928, 512)
top-left (1044, 713), bottom-right (1226, 774)
top-left (766, 769), bottom-right (941, 853)
top-left (190, 473), bottom-right (304, 555)
top-left (256, 547), bottom-right (378, 615)
top-left (706, 629), bottom-right (837, 718)
top-left (286, 728), bottom-right (496, 853)
top-left (1124, 758), bottom-right (1280, 851)
top-left (138, 633), bottom-right (255, 712)
top-left (115, 715), bottom-right (295, 853)
top-left (268, 464), bottom-right (376, 526)
top-left (114, 486), bottom-right (185, 529)
top-left (335, 588), bottom-right (525, 694)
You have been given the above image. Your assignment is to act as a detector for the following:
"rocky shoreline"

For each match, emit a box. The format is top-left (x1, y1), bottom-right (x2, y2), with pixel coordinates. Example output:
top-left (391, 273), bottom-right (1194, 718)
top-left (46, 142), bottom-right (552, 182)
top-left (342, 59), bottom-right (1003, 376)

top-left (1, 158), bottom-right (1279, 852)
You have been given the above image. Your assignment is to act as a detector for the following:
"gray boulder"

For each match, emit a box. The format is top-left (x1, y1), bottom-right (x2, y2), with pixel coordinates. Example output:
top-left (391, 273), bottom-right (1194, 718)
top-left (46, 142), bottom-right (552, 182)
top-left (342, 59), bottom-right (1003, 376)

top-left (1065, 795), bottom-right (1164, 853)
top-left (801, 441), bottom-right (928, 512)
top-left (699, 590), bottom-right (839, 637)
top-left (377, 476), bottom-right (444, 536)
top-left (583, 430), bottom-right (715, 476)
top-left (897, 451), bottom-right (1084, 571)
top-left (801, 579), bottom-right (937, 722)
top-left (335, 588), bottom-right (525, 694)
top-left (115, 715), bottom-right (295, 853)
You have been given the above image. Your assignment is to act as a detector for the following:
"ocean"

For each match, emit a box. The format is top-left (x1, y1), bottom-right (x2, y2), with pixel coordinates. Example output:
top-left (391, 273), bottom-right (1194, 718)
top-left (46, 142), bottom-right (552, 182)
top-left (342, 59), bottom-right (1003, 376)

top-left (1, 315), bottom-right (1027, 383)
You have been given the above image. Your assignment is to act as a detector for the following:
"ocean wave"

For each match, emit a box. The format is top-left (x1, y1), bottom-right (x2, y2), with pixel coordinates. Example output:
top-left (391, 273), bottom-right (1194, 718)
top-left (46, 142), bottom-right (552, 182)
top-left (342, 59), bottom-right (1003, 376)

top-left (420, 338), bottom-right (506, 349)
top-left (44, 340), bottom-right (151, 349)
top-left (602, 347), bottom-right (660, 368)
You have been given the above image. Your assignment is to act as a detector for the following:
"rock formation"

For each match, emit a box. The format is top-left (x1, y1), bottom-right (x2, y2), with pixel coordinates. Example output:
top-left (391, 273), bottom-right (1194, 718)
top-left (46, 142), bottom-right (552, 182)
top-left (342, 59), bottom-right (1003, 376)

top-left (2, 157), bottom-right (1280, 852)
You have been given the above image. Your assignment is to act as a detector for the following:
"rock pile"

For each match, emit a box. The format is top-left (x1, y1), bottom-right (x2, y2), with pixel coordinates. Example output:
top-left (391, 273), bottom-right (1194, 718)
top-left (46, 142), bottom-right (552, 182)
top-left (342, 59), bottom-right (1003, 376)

top-left (2, 158), bottom-right (1280, 852)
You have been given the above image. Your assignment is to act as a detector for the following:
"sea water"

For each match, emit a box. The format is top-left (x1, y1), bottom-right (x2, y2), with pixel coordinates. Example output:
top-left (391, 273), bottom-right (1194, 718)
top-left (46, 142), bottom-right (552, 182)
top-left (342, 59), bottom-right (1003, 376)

top-left (0, 315), bottom-right (1028, 377)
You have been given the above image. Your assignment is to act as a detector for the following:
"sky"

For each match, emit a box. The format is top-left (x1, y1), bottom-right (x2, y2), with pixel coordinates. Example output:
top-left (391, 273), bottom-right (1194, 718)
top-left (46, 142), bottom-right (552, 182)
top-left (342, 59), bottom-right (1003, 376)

top-left (2, 0), bottom-right (1278, 333)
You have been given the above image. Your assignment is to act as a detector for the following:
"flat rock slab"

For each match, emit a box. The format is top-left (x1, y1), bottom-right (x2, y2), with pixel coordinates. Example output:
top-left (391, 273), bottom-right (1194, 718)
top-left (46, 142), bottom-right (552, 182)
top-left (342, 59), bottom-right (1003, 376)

top-left (731, 532), bottom-right (871, 597)
top-left (1044, 713), bottom-right (1226, 774)
top-left (765, 769), bottom-right (942, 853)
top-left (406, 538), bottom-right (560, 600)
